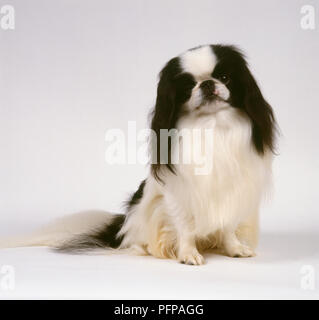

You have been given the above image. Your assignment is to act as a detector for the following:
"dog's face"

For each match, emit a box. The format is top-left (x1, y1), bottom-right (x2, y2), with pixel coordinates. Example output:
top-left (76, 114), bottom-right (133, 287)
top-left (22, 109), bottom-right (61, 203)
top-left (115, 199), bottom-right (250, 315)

top-left (159, 45), bottom-right (262, 114)
top-left (175, 46), bottom-right (231, 113)
top-left (151, 44), bottom-right (276, 180)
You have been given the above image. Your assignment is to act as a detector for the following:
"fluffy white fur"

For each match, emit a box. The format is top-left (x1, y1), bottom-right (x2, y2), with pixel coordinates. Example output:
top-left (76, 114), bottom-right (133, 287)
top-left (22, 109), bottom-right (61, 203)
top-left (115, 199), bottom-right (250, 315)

top-left (181, 46), bottom-right (216, 78)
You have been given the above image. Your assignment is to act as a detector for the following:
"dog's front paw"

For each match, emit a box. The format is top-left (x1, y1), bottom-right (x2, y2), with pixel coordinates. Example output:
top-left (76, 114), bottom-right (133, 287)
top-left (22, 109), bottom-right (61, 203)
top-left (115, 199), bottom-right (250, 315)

top-left (179, 250), bottom-right (205, 265)
top-left (225, 243), bottom-right (255, 258)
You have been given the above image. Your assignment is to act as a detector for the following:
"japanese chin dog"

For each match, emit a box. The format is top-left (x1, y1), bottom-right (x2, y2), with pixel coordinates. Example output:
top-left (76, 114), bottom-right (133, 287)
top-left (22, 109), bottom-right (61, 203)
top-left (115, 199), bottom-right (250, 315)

top-left (0, 44), bottom-right (277, 265)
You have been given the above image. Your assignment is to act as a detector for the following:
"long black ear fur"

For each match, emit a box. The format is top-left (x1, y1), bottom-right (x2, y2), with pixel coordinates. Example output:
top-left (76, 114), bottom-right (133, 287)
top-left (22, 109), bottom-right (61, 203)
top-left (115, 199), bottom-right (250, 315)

top-left (241, 64), bottom-right (277, 154)
top-left (150, 57), bottom-right (181, 182)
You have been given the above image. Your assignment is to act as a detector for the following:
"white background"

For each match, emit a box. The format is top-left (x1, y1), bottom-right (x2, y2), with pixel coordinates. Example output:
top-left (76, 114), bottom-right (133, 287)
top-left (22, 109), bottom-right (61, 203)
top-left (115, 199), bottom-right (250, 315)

top-left (0, 0), bottom-right (318, 299)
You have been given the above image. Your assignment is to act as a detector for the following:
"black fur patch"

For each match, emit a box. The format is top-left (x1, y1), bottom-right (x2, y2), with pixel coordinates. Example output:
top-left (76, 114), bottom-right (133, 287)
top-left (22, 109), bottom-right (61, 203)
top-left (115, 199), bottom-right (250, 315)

top-left (125, 179), bottom-right (146, 210)
top-left (55, 214), bottom-right (125, 252)
top-left (150, 57), bottom-right (196, 182)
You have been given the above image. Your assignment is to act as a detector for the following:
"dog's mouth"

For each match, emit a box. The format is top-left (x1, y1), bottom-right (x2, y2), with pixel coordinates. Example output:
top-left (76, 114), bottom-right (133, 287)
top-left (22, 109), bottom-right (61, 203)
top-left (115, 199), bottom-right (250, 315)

top-left (199, 93), bottom-right (228, 107)
top-left (194, 98), bottom-right (229, 112)
top-left (205, 93), bottom-right (219, 101)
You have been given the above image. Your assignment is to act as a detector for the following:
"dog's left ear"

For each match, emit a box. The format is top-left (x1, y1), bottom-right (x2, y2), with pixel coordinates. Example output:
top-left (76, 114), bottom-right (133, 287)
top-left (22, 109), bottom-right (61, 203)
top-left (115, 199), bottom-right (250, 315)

top-left (240, 65), bottom-right (277, 154)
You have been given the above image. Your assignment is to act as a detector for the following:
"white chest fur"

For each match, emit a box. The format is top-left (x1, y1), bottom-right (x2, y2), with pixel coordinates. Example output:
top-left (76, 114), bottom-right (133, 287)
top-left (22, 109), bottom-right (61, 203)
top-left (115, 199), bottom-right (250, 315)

top-left (166, 106), bottom-right (272, 236)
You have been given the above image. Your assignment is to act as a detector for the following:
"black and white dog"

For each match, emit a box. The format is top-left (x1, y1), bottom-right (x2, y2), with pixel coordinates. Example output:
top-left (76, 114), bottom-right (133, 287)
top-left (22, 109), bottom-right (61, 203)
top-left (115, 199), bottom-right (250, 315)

top-left (1, 45), bottom-right (277, 265)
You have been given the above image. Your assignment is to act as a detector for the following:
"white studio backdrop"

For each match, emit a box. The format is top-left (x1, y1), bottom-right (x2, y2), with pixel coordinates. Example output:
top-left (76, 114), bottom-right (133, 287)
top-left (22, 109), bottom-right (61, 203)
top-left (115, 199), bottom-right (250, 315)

top-left (0, 0), bottom-right (318, 236)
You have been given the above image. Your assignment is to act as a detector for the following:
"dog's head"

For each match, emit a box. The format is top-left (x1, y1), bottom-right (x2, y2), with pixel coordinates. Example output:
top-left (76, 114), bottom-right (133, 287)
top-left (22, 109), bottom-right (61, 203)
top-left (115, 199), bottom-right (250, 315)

top-left (151, 44), bottom-right (276, 180)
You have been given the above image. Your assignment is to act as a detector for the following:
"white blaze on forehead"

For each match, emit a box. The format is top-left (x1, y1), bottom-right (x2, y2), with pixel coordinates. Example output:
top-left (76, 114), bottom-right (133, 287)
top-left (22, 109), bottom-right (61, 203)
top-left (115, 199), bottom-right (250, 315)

top-left (180, 46), bottom-right (216, 78)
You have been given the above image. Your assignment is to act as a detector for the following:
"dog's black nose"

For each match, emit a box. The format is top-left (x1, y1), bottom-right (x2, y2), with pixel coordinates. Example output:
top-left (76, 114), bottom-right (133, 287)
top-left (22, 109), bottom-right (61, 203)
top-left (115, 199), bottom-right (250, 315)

top-left (200, 80), bottom-right (215, 97)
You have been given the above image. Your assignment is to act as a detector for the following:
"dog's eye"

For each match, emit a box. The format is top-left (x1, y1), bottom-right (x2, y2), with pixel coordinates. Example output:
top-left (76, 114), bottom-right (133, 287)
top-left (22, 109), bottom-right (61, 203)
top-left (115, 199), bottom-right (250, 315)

top-left (220, 75), bottom-right (229, 84)
top-left (174, 73), bottom-right (196, 90)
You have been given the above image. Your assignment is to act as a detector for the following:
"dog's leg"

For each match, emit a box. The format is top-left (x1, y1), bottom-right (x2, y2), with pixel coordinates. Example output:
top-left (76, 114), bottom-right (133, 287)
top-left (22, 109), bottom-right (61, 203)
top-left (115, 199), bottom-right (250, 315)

top-left (222, 229), bottom-right (255, 258)
top-left (178, 230), bottom-right (205, 265)
top-left (235, 212), bottom-right (259, 251)
top-left (165, 194), bottom-right (204, 265)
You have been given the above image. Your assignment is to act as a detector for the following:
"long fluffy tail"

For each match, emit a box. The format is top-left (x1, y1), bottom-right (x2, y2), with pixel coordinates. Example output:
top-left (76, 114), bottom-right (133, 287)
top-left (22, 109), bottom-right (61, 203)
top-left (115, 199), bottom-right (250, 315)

top-left (0, 210), bottom-right (125, 252)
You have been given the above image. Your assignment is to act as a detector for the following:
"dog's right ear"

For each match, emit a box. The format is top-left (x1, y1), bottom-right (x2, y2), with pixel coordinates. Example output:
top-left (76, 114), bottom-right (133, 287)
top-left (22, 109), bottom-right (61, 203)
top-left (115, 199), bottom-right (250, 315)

top-left (150, 57), bottom-right (181, 182)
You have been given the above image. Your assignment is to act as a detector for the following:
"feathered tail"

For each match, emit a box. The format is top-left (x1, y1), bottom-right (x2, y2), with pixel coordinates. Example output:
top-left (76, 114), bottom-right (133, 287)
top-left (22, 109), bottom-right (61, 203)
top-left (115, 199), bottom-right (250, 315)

top-left (0, 210), bottom-right (125, 252)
